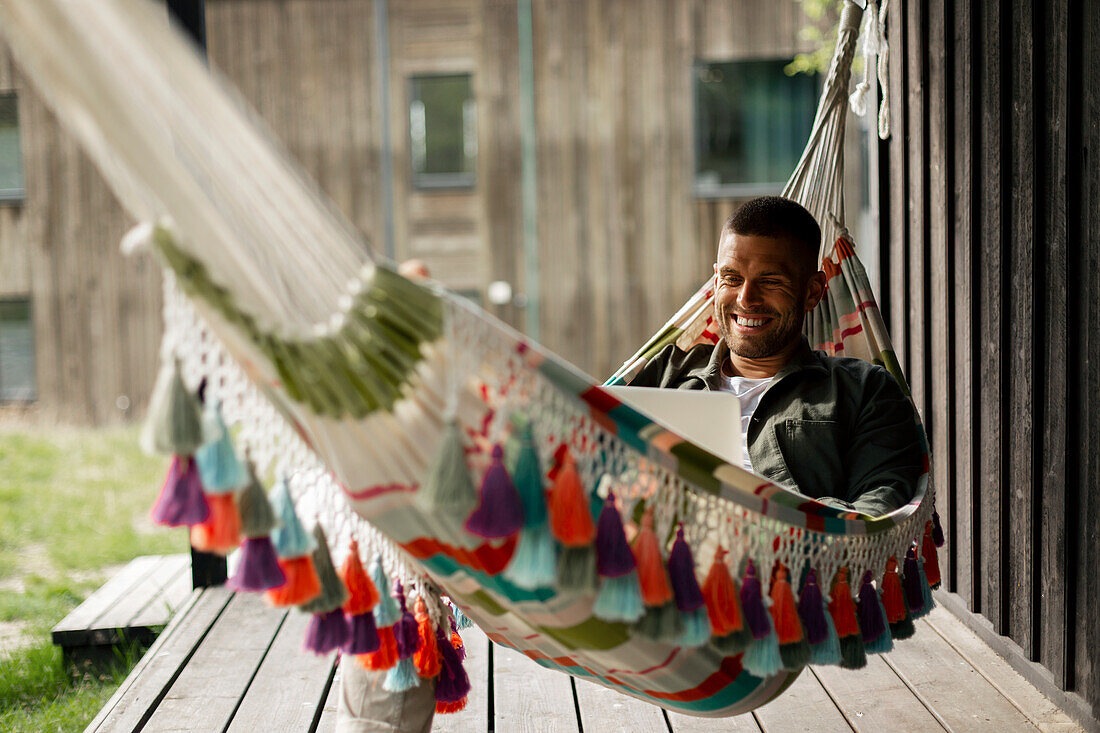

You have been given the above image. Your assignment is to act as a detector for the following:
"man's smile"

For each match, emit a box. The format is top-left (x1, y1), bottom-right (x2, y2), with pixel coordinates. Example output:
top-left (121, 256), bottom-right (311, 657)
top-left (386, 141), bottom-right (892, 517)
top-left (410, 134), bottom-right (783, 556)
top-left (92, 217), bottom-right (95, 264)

top-left (731, 313), bottom-right (775, 332)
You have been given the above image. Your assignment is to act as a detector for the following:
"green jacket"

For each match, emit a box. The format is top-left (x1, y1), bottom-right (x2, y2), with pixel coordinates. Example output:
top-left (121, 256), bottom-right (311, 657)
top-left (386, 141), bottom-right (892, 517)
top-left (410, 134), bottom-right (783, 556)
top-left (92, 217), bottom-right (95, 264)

top-left (629, 338), bottom-right (923, 516)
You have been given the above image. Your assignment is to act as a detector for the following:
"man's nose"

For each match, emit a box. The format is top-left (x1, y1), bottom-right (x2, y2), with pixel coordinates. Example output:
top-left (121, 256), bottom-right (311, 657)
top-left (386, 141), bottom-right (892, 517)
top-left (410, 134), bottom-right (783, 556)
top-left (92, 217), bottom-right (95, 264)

top-left (737, 280), bottom-right (763, 308)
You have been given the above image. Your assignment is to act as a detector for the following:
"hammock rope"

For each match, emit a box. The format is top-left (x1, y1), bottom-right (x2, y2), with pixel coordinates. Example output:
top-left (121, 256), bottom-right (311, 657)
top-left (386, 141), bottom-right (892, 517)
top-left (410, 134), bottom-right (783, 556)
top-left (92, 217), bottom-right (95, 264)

top-left (0, 0), bottom-right (941, 718)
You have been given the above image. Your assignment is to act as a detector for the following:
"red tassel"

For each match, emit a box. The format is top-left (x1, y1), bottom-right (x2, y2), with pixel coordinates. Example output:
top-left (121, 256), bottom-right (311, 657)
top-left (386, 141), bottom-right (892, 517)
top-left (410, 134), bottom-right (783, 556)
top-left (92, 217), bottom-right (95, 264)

top-left (769, 565), bottom-right (804, 645)
top-left (828, 568), bottom-right (860, 638)
top-left (450, 628), bottom-right (464, 658)
top-left (880, 557), bottom-right (907, 624)
top-left (359, 625), bottom-right (398, 670)
top-left (435, 698), bottom-right (468, 714)
top-left (340, 540), bottom-right (380, 616)
top-left (921, 522), bottom-right (942, 588)
top-left (413, 598), bottom-right (441, 678)
top-left (190, 492), bottom-right (241, 554)
top-left (547, 449), bottom-right (596, 547)
top-left (701, 548), bottom-right (743, 635)
top-left (265, 555), bottom-right (321, 607)
top-left (631, 508), bottom-right (673, 606)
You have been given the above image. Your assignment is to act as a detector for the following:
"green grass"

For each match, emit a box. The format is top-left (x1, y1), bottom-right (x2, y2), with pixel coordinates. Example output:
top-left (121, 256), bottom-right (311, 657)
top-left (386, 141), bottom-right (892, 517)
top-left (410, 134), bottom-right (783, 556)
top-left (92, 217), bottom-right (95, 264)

top-left (0, 425), bottom-right (187, 731)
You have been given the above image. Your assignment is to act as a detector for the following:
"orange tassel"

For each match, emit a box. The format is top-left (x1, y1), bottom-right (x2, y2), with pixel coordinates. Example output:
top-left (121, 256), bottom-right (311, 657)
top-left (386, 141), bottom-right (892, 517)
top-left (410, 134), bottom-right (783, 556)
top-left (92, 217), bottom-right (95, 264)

top-left (769, 565), bottom-right (804, 645)
top-left (880, 557), bottom-right (907, 623)
top-left (631, 508), bottom-right (673, 606)
top-left (359, 625), bottom-right (399, 670)
top-left (450, 629), bottom-right (464, 655)
top-left (547, 449), bottom-right (596, 547)
top-left (413, 598), bottom-right (441, 678)
top-left (828, 567), bottom-right (860, 637)
top-left (340, 540), bottom-right (380, 616)
top-left (701, 547), bottom-right (743, 635)
top-left (435, 697), bottom-right (468, 714)
top-left (265, 555), bottom-right (321, 607)
top-left (921, 523), bottom-right (942, 588)
top-left (189, 493), bottom-right (241, 554)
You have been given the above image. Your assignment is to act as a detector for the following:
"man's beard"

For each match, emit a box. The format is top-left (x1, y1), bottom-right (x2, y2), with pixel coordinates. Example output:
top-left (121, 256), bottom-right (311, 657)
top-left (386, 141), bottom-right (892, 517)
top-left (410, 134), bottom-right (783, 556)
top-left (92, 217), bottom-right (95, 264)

top-left (715, 300), bottom-right (804, 359)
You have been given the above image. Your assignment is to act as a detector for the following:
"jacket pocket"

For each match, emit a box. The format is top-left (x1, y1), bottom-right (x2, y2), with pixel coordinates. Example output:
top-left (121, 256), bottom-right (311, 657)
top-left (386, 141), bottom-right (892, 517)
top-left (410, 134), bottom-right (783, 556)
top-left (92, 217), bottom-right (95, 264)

top-left (774, 419), bottom-right (845, 500)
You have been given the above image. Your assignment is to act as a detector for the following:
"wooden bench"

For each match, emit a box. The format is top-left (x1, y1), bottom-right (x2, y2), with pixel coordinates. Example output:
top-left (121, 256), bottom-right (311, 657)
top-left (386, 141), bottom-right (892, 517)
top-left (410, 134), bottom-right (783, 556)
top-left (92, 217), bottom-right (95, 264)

top-left (52, 554), bottom-right (192, 670)
top-left (86, 585), bottom-right (1084, 732)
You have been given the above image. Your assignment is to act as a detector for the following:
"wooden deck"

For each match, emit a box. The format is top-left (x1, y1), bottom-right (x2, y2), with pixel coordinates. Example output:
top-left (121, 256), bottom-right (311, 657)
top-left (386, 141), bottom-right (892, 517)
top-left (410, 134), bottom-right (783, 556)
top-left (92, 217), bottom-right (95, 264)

top-left (87, 586), bottom-right (1085, 732)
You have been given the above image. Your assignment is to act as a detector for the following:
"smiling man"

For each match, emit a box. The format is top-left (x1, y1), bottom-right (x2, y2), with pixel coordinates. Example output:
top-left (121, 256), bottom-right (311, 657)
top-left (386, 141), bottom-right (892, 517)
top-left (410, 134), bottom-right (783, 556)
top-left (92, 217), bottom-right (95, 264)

top-left (630, 196), bottom-right (923, 516)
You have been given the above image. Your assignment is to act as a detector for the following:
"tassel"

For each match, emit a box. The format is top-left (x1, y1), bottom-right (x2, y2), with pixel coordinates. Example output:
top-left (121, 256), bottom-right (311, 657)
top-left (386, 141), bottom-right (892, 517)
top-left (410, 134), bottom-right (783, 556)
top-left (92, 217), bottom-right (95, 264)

top-left (269, 477), bottom-right (316, 559)
top-left (741, 611), bottom-right (782, 678)
top-left (237, 465), bottom-right (278, 539)
top-left (368, 558), bottom-right (401, 627)
top-left (810, 600), bottom-right (842, 666)
top-left (436, 699), bottom-right (468, 715)
top-left (857, 570), bottom-right (893, 654)
top-left (633, 508), bottom-right (673, 606)
top-left (703, 549), bottom-right (751, 653)
top-left (902, 548), bottom-right (931, 618)
top-left (503, 523), bottom-right (557, 590)
top-left (931, 510), bottom-right (945, 547)
top-left (383, 656), bottom-right (420, 693)
top-left (922, 522), bottom-right (942, 589)
top-left (416, 420), bottom-right (478, 519)
top-left (303, 607), bottom-right (349, 655)
top-left (547, 448), bottom-right (596, 546)
top-left (194, 401), bottom-right (248, 493)
top-left (880, 557), bottom-right (913, 639)
top-left (592, 493), bottom-right (643, 622)
top-left (918, 555), bottom-right (935, 616)
top-left (464, 445), bottom-right (524, 539)
top-left (739, 561), bottom-right (772, 640)
top-left (450, 619), bottom-right (465, 661)
top-left (414, 597), bottom-right (442, 678)
top-left (393, 583), bottom-right (420, 659)
top-left (828, 568), bottom-right (865, 669)
top-left (797, 569), bottom-right (829, 645)
top-left (151, 455), bottom-right (210, 527)
top-left (360, 624), bottom-right (399, 671)
top-left (300, 525), bottom-right (349, 614)
top-left (227, 536), bottom-right (286, 592)
top-left (434, 625), bottom-right (471, 705)
top-left (340, 540), bottom-right (380, 616)
top-left (141, 359), bottom-right (204, 455)
top-left (266, 555), bottom-right (321, 607)
top-left (771, 565), bottom-right (809, 670)
top-left (594, 573), bottom-right (645, 623)
top-left (556, 545), bottom-right (597, 594)
top-left (453, 605), bottom-right (472, 630)
top-left (631, 603), bottom-right (683, 643)
top-left (668, 526), bottom-right (710, 647)
top-left (342, 611), bottom-right (381, 655)
top-left (189, 492), bottom-right (241, 554)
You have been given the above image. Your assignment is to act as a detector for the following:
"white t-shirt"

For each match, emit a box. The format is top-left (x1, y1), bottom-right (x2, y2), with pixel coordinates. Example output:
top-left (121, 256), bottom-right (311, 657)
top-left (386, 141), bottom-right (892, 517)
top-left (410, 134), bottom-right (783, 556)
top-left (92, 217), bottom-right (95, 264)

top-left (719, 372), bottom-right (772, 472)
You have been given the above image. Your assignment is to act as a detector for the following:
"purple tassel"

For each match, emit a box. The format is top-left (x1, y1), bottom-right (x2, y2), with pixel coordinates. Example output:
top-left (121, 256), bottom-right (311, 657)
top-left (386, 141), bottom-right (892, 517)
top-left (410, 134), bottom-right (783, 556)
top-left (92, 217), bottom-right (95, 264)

top-left (932, 511), bottom-right (945, 547)
top-left (856, 570), bottom-right (887, 643)
top-left (151, 455), bottom-right (210, 527)
top-left (739, 561), bottom-right (771, 640)
top-left (668, 525), bottom-right (705, 612)
top-left (304, 608), bottom-right (350, 654)
top-left (797, 569), bottom-right (829, 645)
top-left (464, 445), bottom-right (524, 538)
top-left (227, 536), bottom-right (286, 592)
top-left (433, 625), bottom-right (470, 704)
top-left (343, 612), bottom-right (381, 654)
top-left (595, 493), bottom-right (635, 578)
top-left (394, 582), bottom-right (420, 660)
top-left (902, 548), bottom-right (925, 613)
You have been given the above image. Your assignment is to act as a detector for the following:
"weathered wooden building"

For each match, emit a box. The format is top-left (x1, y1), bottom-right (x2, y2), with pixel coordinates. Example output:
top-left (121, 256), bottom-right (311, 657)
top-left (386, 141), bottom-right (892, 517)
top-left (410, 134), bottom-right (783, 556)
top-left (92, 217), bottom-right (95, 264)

top-left (884, 0), bottom-right (1100, 727)
top-left (0, 0), bottom-right (882, 423)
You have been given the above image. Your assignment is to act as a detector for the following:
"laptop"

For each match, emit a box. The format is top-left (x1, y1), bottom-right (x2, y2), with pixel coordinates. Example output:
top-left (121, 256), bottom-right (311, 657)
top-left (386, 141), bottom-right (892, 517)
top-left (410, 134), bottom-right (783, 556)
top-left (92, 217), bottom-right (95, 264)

top-left (604, 386), bottom-right (741, 467)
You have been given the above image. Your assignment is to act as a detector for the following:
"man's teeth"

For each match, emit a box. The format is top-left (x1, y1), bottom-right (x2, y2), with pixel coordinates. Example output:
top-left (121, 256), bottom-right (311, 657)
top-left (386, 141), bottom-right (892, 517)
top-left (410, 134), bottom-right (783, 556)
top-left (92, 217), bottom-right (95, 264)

top-left (735, 315), bottom-right (767, 327)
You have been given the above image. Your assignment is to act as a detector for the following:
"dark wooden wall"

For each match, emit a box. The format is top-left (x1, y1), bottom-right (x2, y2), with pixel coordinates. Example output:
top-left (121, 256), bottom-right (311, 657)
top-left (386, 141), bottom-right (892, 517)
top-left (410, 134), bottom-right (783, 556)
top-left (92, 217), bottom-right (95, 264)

top-left (885, 0), bottom-right (1100, 719)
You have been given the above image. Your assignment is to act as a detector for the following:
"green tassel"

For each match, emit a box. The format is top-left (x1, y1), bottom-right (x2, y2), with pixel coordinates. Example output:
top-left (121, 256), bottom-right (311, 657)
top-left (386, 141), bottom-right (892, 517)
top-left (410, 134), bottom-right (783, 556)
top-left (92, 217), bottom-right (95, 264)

top-left (141, 359), bottom-right (203, 455)
top-left (369, 558), bottom-right (401, 627)
top-left (631, 602), bottom-right (684, 643)
top-left (593, 571), bottom-right (644, 623)
top-left (299, 525), bottom-right (348, 614)
top-left (890, 614), bottom-right (916, 640)
top-left (382, 656), bottom-right (420, 693)
top-left (238, 464), bottom-right (278, 538)
top-left (416, 421), bottom-right (477, 520)
top-left (779, 637), bottom-right (811, 670)
top-left (503, 523), bottom-right (557, 590)
top-left (712, 625), bottom-right (752, 655)
top-left (556, 545), bottom-right (597, 594)
top-left (741, 613), bottom-right (782, 678)
top-left (839, 634), bottom-right (867, 669)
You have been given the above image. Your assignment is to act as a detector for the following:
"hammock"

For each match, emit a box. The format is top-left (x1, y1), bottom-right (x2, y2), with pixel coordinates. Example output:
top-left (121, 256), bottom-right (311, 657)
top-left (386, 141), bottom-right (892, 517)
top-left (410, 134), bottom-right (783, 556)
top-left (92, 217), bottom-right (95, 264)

top-left (0, 0), bottom-right (939, 718)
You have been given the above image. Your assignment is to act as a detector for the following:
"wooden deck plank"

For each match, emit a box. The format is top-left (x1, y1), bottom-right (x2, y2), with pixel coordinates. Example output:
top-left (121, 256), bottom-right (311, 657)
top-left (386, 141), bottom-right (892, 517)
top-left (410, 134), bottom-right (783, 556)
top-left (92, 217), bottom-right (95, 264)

top-left (810, 654), bottom-right (945, 732)
top-left (573, 674), bottom-right (668, 732)
top-left (87, 587), bottom-right (233, 733)
top-left (125, 555), bottom-right (192, 630)
top-left (665, 708), bottom-right (760, 731)
top-left (142, 592), bottom-right (288, 732)
top-left (433, 627), bottom-right (490, 732)
top-left (754, 668), bottom-right (850, 733)
top-left (313, 660), bottom-right (342, 733)
top-left (492, 642), bottom-right (578, 732)
top-left (52, 555), bottom-right (163, 646)
top-left (225, 609), bottom-right (336, 733)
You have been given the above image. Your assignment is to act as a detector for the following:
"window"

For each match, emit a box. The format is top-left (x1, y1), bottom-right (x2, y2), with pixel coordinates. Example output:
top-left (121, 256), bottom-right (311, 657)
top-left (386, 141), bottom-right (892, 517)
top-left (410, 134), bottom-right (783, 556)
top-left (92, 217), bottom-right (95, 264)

top-left (0, 92), bottom-right (23, 201)
top-left (409, 74), bottom-right (476, 189)
top-left (693, 60), bottom-right (817, 196)
top-left (0, 299), bottom-right (35, 402)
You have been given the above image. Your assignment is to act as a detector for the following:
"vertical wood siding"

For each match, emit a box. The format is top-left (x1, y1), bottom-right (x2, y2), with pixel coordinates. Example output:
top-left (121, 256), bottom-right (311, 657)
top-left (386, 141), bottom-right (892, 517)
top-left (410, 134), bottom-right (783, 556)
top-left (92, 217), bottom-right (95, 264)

top-left (887, 0), bottom-right (1099, 717)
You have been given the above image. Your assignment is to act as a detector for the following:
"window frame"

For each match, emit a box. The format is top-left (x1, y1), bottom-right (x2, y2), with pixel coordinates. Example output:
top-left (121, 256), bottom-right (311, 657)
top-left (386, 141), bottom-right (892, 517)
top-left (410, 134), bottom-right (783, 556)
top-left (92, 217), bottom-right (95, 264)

top-left (0, 296), bottom-right (36, 403)
top-left (406, 72), bottom-right (478, 191)
top-left (0, 91), bottom-right (25, 204)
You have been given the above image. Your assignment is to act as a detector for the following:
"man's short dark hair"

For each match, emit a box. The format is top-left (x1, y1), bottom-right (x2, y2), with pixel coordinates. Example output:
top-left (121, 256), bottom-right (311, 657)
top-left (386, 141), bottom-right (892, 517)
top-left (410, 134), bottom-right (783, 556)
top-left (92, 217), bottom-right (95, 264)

top-left (722, 196), bottom-right (821, 272)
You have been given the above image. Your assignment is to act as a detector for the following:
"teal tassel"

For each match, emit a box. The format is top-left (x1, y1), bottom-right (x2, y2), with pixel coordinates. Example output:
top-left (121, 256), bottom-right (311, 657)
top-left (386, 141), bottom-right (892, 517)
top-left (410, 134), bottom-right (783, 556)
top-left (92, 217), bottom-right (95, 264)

top-left (503, 523), bottom-right (557, 590)
top-left (382, 656), bottom-right (420, 693)
top-left (839, 634), bottom-right (867, 669)
top-left (631, 603), bottom-right (683, 643)
top-left (510, 424), bottom-right (547, 527)
top-left (593, 571), bottom-right (644, 623)
top-left (453, 605), bottom-right (473, 630)
top-left (556, 546), bottom-right (597, 594)
top-left (916, 559), bottom-right (935, 618)
top-left (238, 464), bottom-right (278, 538)
top-left (810, 600), bottom-right (842, 666)
top-left (194, 402), bottom-right (248, 494)
top-left (141, 359), bottom-right (203, 455)
top-left (679, 606), bottom-right (712, 648)
top-left (864, 595), bottom-right (894, 655)
top-left (416, 420), bottom-right (477, 520)
top-left (741, 612), bottom-right (782, 678)
top-left (712, 626), bottom-right (752, 655)
top-left (369, 558), bottom-right (401, 627)
top-left (269, 477), bottom-right (315, 558)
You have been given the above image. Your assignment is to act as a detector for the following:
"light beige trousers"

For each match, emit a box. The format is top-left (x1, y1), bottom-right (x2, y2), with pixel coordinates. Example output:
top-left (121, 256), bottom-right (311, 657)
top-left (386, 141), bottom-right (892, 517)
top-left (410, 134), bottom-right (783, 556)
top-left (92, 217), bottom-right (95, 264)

top-left (335, 657), bottom-right (437, 733)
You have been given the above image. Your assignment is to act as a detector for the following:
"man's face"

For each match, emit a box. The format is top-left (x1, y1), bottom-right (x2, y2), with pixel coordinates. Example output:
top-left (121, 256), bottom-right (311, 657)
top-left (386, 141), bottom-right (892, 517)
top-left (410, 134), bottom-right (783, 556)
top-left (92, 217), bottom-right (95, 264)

top-left (713, 232), bottom-right (823, 360)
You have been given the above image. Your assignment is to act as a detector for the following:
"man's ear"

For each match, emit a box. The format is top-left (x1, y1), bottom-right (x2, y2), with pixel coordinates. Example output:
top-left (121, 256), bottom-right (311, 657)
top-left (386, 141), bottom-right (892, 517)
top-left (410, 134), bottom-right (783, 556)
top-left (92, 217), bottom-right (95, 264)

top-left (804, 270), bottom-right (827, 311)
